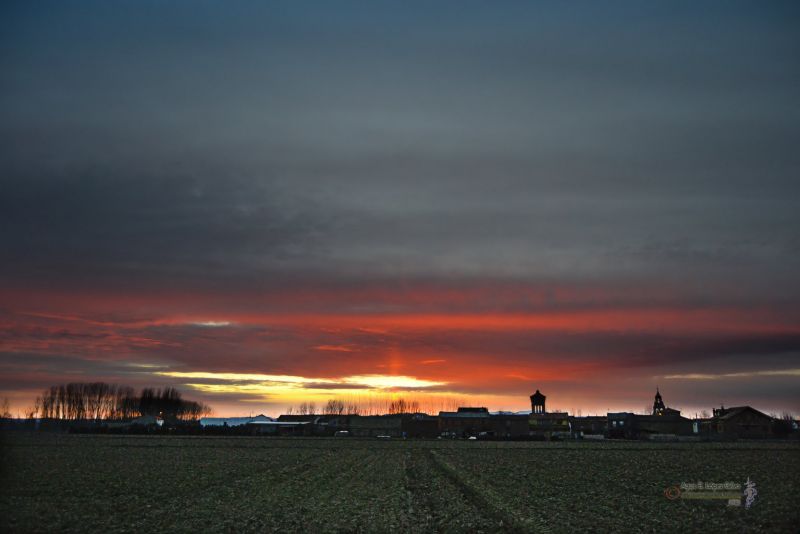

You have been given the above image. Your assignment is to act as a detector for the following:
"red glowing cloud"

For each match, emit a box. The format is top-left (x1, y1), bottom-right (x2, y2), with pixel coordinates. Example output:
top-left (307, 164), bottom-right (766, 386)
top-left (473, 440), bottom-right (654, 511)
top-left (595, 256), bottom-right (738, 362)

top-left (1, 280), bottom-right (799, 416)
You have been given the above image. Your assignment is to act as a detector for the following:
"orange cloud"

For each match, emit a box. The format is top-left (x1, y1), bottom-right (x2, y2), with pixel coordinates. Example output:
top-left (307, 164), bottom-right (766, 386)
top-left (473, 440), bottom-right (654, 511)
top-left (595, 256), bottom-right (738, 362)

top-left (3, 282), bottom-right (800, 416)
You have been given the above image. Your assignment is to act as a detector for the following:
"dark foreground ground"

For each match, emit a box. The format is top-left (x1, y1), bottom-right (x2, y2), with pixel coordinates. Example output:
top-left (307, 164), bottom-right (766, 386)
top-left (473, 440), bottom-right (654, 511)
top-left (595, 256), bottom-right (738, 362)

top-left (1, 433), bottom-right (798, 533)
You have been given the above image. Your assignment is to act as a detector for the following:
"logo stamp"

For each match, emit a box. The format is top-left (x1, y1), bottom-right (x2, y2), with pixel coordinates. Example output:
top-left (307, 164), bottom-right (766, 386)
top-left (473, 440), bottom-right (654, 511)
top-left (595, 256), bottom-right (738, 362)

top-left (664, 479), bottom-right (757, 507)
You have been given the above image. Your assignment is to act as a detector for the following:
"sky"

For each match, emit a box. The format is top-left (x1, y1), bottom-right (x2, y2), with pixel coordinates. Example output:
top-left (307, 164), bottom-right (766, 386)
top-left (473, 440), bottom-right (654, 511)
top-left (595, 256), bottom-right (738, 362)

top-left (1, 1), bottom-right (799, 417)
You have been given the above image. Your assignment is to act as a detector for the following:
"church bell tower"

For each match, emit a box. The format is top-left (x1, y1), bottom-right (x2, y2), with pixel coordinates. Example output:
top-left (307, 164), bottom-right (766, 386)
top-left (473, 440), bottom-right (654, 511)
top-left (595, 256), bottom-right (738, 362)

top-left (653, 388), bottom-right (666, 416)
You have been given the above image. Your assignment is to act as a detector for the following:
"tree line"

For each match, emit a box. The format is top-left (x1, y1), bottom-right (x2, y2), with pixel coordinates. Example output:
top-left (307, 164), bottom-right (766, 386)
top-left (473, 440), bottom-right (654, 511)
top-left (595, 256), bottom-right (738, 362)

top-left (33, 382), bottom-right (211, 422)
top-left (286, 395), bottom-right (466, 416)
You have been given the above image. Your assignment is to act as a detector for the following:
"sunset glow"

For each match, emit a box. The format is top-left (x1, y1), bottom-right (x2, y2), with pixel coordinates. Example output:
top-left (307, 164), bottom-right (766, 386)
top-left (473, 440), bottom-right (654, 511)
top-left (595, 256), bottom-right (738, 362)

top-left (157, 371), bottom-right (445, 390)
top-left (1, 1), bottom-right (798, 418)
top-left (3, 285), bottom-right (798, 416)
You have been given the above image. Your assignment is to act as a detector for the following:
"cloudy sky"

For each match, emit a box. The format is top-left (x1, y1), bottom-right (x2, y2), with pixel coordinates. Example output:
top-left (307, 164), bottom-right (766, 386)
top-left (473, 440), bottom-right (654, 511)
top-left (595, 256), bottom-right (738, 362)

top-left (2, 1), bottom-right (799, 416)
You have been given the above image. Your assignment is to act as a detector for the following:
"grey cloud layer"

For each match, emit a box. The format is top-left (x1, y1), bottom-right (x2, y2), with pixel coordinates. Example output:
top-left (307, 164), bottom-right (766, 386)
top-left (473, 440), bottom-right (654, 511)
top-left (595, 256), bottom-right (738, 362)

top-left (1, 1), bottom-right (799, 289)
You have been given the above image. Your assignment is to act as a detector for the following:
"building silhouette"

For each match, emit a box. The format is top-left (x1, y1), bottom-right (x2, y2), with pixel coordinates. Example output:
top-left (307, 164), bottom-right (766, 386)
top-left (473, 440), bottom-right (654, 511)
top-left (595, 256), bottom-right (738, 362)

top-left (529, 389), bottom-right (569, 438)
top-left (652, 388), bottom-right (666, 415)
top-left (530, 389), bottom-right (546, 414)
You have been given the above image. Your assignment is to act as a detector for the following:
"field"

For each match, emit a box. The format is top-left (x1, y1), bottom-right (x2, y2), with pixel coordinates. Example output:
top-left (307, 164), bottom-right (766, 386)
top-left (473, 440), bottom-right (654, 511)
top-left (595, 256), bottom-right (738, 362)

top-left (1, 433), bottom-right (799, 532)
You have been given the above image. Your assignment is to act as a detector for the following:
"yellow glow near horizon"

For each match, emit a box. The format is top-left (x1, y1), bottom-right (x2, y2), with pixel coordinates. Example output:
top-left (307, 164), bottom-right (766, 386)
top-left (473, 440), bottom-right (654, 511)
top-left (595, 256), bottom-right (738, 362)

top-left (156, 371), bottom-right (446, 390)
top-left (184, 383), bottom-right (463, 402)
top-left (155, 371), bottom-right (451, 412)
top-left (341, 375), bottom-right (444, 388)
top-left (156, 371), bottom-right (321, 383)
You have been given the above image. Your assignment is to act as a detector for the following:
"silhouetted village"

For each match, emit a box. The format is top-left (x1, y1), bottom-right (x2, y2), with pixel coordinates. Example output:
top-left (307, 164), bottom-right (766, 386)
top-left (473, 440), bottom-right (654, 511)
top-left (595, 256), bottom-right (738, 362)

top-left (3, 383), bottom-right (800, 441)
top-left (6, 384), bottom-right (797, 442)
top-left (233, 389), bottom-right (794, 441)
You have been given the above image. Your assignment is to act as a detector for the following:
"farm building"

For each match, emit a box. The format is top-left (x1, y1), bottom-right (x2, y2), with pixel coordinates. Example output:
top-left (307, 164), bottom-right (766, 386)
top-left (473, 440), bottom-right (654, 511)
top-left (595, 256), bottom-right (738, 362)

top-left (529, 412), bottom-right (570, 439)
top-left (702, 406), bottom-right (773, 439)
top-left (569, 416), bottom-right (607, 438)
top-left (488, 413), bottom-right (530, 438)
top-left (607, 412), bottom-right (635, 438)
top-left (633, 413), bottom-right (693, 438)
top-left (348, 415), bottom-right (405, 437)
top-left (402, 413), bottom-right (440, 438)
top-left (438, 407), bottom-right (492, 438)
top-left (286, 415), bottom-right (350, 436)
